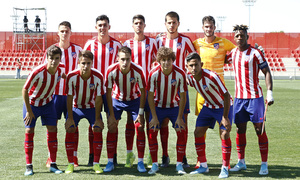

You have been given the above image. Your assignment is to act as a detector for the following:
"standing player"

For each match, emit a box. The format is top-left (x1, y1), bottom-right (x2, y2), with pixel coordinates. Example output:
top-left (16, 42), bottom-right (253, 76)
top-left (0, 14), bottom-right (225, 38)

top-left (147, 47), bottom-right (187, 175)
top-left (123, 14), bottom-right (157, 168)
top-left (192, 15), bottom-right (236, 168)
top-left (44, 21), bottom-right (83, 168)
top-left (227, 25), bottom-right (274, 175)
top-left (84, 15), bottom-right (122, 165)
top-left (23, 45), bottom-right (64, 176)
top-left (104, 46), bottom-right (147, 173)
top-left (64, 50), bottom-right (105, 174)
top-left (185, 52), bottom-right (233, 178)
top-left (156, 11), bottom-right (195, 167)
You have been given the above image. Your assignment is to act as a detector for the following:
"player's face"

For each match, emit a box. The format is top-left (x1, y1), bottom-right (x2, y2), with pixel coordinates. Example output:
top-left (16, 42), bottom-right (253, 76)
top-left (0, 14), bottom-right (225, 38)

top-left (79, 57), bottom-right (93, 75)
top-left (47, 54), bottom-right (61, 69)
top-left (165, 16), bottom-right (180, 34)
top-left (234, 30), bottom-right (248, 49)
top-left (132, 19), bottom-right (146, 34)
top-left (118, 52), bottom-right (131, 73)
top-left (202, 21), bottom-right (216, 37)
top-left (95, 20), bottom-right (110, 36)
top-left (58, 25), bottom-right (71, 42)
top-left (186, 59), bottom-right (203, 77)
top-left (160, 58), bottom-right (173, 72)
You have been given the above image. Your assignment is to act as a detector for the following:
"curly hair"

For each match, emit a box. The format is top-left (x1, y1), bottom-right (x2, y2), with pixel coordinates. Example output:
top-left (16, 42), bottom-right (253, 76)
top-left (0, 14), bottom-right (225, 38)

top-left (156, 47), bottom-right (176, 63)
top-left (233, 24), bottom-right (249, 33)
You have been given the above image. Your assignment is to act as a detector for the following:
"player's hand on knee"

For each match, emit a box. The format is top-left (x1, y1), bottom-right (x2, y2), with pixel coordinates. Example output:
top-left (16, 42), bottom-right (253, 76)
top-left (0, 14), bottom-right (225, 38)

top-left (175, 117), bottom-right (186, 132)
top-left (221, 116), bottom-right (231, 132)
top-left (65, 118), bottom-right (75, 131)
top-left (149, 117), bottom-right (160, 132)
top-left (93, 118), bottom-right (104, 131)
top-left (24, 111), bottom-right (35, 126)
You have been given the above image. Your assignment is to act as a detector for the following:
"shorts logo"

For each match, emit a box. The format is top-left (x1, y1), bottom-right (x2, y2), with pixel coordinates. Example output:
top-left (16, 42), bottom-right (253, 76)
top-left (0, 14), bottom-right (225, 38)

top-left (145, 44), bottom-right (150, 51)
top-left (72, 52), bottom-right (77, 59)
top-left (171, 79), bottom-right (177, 86)
top-left (109, 47), bottom-right (114, 54)
top-left (214, 43), bottom-right (219, 49)
top-left (203, 85), bottom-right (209, 91)
top-left (89, 84), bottom-right (95, 90)
top-left (130, 77), bottom-right (135, 83)
top-left (177, 43), bottom-right (182, 49)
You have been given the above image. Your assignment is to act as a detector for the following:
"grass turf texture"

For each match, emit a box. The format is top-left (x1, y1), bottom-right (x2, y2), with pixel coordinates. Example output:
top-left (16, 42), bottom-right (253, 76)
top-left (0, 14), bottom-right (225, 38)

top-left (0, 79), bottom-right (299, 179)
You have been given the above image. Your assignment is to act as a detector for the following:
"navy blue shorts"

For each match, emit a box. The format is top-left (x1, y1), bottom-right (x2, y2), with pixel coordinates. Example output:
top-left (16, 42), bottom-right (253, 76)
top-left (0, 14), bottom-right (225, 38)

top-left (112, 97), bottom-right (140, 121)
top-left (66, 107), bottom-right (102, 127)
top-left (102, 94), bottom-right (109, 113)
top-left (23, 100), bottom-right (57, 128)
top-left (196, 105), bottom-right (233, 130)
top-left (53, 95), bottom-right (67, 120)
top-left (177, 90), bottom-right (190, 114)
top-left (149, 106), bottom-right (185, 129)
top-left (233, 97), bottom-right (265, 124)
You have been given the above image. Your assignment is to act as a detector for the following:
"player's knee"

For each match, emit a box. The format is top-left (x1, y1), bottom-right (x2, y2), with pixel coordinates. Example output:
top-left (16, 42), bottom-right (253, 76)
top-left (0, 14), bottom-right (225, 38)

top-left (25, 128), bottom-right (34, 134)
top-left (93, 126), bottom-right (102, 132)
top-left (66, 126), bottom-right (76, 133)
top-left (47, 125), bottom-right (57, 132)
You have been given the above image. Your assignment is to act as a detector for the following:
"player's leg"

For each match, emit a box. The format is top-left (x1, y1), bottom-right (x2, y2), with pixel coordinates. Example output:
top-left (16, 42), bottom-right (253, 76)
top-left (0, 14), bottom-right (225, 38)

top-left (125, 113), bottom-right (135, 168)
top-left (160, 118), bottom-right (169, 167)
top-left (218, 106), bottom-right (233, 178)
top-left (182, 91), bottom-right (190, 168)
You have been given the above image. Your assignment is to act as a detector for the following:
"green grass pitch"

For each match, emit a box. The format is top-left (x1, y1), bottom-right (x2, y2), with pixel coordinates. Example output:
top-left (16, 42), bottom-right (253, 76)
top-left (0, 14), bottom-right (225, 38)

top-left (0, 79), bottom-right (299, 179)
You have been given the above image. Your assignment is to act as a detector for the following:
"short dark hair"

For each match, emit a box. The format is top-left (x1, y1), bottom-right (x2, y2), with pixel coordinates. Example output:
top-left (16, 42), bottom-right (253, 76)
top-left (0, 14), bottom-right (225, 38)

top-left (96, 15), bottom-right (110, 24)
top-left (118, 46), bottom-right (132, 56)
top-left (132, 14), bottom-right (145, 23)
top-left (233, 24), bottom-right (249, 34)
top-left (47, 45), bottom-right (62, 59)
top-left (157, 47), bottom-right (176, 62)
top-left (59, 21), bottom-right (71, 30)
top-left (185, 52), bottom-right (201, 64)
top-left (165, 11), bottom-right (179, 22)
top-left (202, 16), bottom-right (215, 25)
top-left (78, 50), bottom-right (94, 61)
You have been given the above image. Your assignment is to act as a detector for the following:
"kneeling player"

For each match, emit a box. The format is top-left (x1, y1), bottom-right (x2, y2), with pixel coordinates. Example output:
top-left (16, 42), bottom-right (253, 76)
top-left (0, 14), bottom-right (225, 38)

top-left (64, 50), bottom-right (105, 174)
top-left (23, 45), bottom-right (64, 176)
top-left (104, 46), bottom-right (147, 173)
top-left (186, 52), bottom-right (233, 178)
top-left (147, 47), bottom-right (187, 175)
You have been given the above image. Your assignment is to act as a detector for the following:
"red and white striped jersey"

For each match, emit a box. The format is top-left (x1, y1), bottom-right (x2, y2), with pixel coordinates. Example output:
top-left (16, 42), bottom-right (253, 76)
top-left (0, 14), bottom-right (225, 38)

top-left (66, 68), bottom-right (105, 109)
top-left (147, 64), bottom-right (188, 108)
top-left (187, 69), bottom-right (232, 109)
top-left (105, 62), bottom-right (146, 101)
top-left (227, 45), bottom-right (267, 99)
top-left (156, 33), bottom-right (196, 70)
top-left (24, 63), bottom-right (65, 107)
top-left (84, 36), bottom-right (122, 78)
top-left (123, 36), bottom-right (157, 79)
top-left (43, 43), bottom-right (82, 96)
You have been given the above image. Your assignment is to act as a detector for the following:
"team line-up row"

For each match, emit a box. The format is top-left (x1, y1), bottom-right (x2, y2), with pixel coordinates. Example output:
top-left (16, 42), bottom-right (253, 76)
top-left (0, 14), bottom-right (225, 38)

top-left (22, 12), bottom-right (274, 178)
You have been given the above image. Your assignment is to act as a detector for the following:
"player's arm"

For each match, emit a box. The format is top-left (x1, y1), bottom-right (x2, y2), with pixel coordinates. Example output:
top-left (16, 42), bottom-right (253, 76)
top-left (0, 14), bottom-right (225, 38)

top-left (94, 95), bottom-right (104, 130)
top-left (175, 91), bottom-right (186, 132)
top-left (106, 87), bottom-right (117, 130)
top-left (261, 66), bottom-right (274, 106)
top-left (221, 92), bottom-right (231, 132)
top-left (65, 94), bottom-right (75, 130)
top-left (134, 87), bottom-right (146, 128)
top-left (22, 88), bottom-right (35, 126)
top-left (148, 91), bottom-right (159, 131)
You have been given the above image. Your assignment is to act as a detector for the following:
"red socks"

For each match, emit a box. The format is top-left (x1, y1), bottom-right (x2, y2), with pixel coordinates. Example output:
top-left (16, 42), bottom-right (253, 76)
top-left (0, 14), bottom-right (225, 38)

top-left (221, 138), bottom-right (231, 166)
top-left (106, 131), bottom-right (117, 159)
top-left (176, 130), bottom-right (187, 162)
top-left (65, 132), bottom-right (75, 163)
top-left (148, 129), bottom-right (158, 163)
top-left (47, 131), bottom-right (58, 163)
top-left (93, 132), bottom-right (103, 163)
top-left (195, 136), bottom-right (207, 163)
top-left (160, 126), bottom-right (169, 157)
top-left (236, 133), bottom-right (246, 160)
top-left (257, 132), bottom-right (268, 162)
top-left (74, 127), bottom-right (79, 154)
top-left (125, 123), bottom-right (135, 151)
top-left (24, 133), bottom-right (34, 165)
top-left (135, 122), bottom-right (145, 159)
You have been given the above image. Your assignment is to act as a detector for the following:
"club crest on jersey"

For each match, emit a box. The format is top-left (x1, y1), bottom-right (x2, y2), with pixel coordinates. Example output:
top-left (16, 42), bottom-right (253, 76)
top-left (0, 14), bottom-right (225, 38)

top-left (145, 44), bottom-right (150, 51)
top-left (57, 76), bottom-right (61, 82)
top-left (214, 43), bottom-right (219, 49)
top-left (130, 77), bottom-right (136, 83)
top-left (89, 84), bottom-right (95, 90)
top-left (171, 79), bottom-right (177, 86)
top-left (109, 47), bottom-right (114, 54)
top-left (177, 43), bottom-right (182, 49)
top-left (72, 52), bottom-right (77, 59)
top-left (203, 85), bottom-right (209, 91)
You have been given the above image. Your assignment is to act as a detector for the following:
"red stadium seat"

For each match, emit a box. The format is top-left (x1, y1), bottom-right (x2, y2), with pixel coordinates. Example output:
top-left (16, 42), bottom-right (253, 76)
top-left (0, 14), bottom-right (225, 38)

top-left (274, 62), bottom-right (279, 67)
top-left (11, 67), bottom-right (16, 71)
top-left (295, 58), bottom-right (300, 63)
top-left (2, 61), bottom-right (7, 66)
top-left (34, 62), bottom-right (39, 66)
top-left (269, 62), bottom-right (274, 67)
top-left (6, 67), bottom-right (11, 71)
top-left (0, 57), bottom-right (3, 62)
top-left (278, 58), bottom-right (282, 63)
top-left (265, 53), bottom-right (270, 58)
top-left (291, 50), bottom-right (295, 54)
top-left (276, 67), bottom-right (281, 71)
top-left (28, 62), bottom-right (33, 66)
top-left (7, 62), bottom-right (12, 66)
top-left (1, 67), bottom-right (5, 71)
top-left (297, 50), bottom-right (300, 54)
top-left (27, 67), bottom-right (32, 71)
top-left (24, 57), bottom-right (29, 62)
top-left (23, 62), bottom-right (28, 66)
top-left (267, 58), bottom-right (272, 63)
top-left (30, 57), bottom-right (34, 62)
top-left (22, 67), bottom-right (26, 71)
top-left (280, 62), bottom-right (284, 67)
top-left (0, 62), bottom-right (2, 66)
top-left (281, 67), bottom-right (286, 71)
top-left (272, 58), bottom-right (277, 62)
top-left (298, 62), bottom-right (300, 67)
